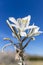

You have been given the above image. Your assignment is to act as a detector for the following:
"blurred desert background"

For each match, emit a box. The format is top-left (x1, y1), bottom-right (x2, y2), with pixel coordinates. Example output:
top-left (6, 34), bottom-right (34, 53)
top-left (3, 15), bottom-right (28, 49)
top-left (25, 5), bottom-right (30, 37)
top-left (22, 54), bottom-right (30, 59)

top-left (0, 51), bottom-right (43, 65)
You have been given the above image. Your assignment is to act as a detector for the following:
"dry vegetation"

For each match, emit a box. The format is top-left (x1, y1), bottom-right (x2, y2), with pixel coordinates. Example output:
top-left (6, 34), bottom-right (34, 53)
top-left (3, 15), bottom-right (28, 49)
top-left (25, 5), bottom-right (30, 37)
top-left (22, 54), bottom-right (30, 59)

top-left (0, 52), bottom-right (43, 65)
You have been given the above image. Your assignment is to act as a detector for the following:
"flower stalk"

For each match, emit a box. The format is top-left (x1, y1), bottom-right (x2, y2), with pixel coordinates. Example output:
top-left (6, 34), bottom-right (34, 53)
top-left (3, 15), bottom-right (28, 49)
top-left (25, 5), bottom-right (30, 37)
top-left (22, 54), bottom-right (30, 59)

top-left (2, 15), bottom-right (43, 65)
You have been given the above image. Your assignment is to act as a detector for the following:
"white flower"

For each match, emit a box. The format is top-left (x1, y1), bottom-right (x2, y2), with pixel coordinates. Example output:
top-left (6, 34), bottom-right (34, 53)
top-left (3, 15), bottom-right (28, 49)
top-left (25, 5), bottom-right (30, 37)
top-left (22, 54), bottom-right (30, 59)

top-left (7, 15), bottom-right (37, 36)
top-left (28, 26), bottom-right (43, 37)
top-left (6, 15), bottom-right (43, 37)
top-left (9, 15), bottom-right (31, 31)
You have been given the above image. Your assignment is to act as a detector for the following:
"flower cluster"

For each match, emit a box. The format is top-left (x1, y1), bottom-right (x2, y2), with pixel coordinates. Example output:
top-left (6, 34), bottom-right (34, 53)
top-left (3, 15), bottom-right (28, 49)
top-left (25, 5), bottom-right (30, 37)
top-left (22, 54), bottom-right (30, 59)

top-left (6, 15), bottom-right (43, 39)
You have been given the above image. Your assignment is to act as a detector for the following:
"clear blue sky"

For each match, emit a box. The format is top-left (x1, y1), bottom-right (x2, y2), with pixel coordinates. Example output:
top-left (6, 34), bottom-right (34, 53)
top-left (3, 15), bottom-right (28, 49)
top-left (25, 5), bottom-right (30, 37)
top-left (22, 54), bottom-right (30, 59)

top-left (0, 0), bottom-right (43, 56)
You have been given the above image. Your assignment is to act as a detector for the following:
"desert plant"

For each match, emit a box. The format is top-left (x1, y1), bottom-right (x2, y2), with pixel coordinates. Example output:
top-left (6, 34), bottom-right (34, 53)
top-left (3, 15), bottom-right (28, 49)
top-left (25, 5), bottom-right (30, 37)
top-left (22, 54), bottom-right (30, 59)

top-left (2, 15), bottom-right (43, 65)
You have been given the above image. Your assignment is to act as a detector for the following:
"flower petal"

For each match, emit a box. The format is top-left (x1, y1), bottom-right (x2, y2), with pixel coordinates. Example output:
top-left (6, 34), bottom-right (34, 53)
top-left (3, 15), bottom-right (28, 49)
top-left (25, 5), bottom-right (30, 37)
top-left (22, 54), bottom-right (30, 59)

top-left (33, 31), bottom-right (43, 36)
top-left (32, 32), bottom-right (40, 36)
top-left (27, 26), bottom-right (43, 37)
top-left (26, 15), bottom-right (31, 26)
top-left (9, 17), bottom-right (18, 25)
top-left (22, 15), bottom-right (31, 26)
top-left (20, 32), bottom-right (27, 36)
top-left (11, 24), bottom-right (19, 28)
top-left (6, 20), bottom-right (16, 33)
top-left (24, 25), bottom-right (38, 30)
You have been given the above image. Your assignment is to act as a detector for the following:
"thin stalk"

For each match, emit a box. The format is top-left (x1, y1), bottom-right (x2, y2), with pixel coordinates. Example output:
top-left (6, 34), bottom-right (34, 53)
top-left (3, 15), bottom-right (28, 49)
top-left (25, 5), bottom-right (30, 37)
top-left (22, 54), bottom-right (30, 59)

top-left (2, 43), bottom-right (13, 52)
top-left (22, 37), bottom-right (33, 49)
top-left (22, 37), bottom-right (27, 43)
top-left (3, 38), bottom-right (19, 48)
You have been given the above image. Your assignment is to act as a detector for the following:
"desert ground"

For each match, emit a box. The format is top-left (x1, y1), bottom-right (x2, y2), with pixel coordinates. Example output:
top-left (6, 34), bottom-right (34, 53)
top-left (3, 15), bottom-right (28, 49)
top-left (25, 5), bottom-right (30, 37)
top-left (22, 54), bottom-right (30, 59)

top-left (0, 61), bottom-right (43, 65)
top-left (0, 52), bottom-right (43, 65)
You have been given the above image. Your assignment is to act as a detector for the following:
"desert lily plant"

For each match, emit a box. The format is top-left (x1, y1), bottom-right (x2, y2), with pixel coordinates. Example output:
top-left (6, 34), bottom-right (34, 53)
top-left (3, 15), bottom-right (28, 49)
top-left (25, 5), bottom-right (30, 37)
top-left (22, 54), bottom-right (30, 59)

top-left (2, 15), bottom-right (43, 65)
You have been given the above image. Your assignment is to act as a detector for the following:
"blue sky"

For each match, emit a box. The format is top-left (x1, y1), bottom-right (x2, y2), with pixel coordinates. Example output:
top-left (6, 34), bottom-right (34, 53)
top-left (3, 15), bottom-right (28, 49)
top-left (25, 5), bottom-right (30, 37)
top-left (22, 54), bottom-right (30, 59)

top-left (0, 0), bottom-right (43, 56)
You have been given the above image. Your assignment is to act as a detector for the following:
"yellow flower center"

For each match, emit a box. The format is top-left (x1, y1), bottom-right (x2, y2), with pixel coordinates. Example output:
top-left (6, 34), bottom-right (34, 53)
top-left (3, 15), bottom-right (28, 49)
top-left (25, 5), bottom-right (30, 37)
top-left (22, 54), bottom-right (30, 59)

top-left (22, 19), bottom-right (27, 24)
